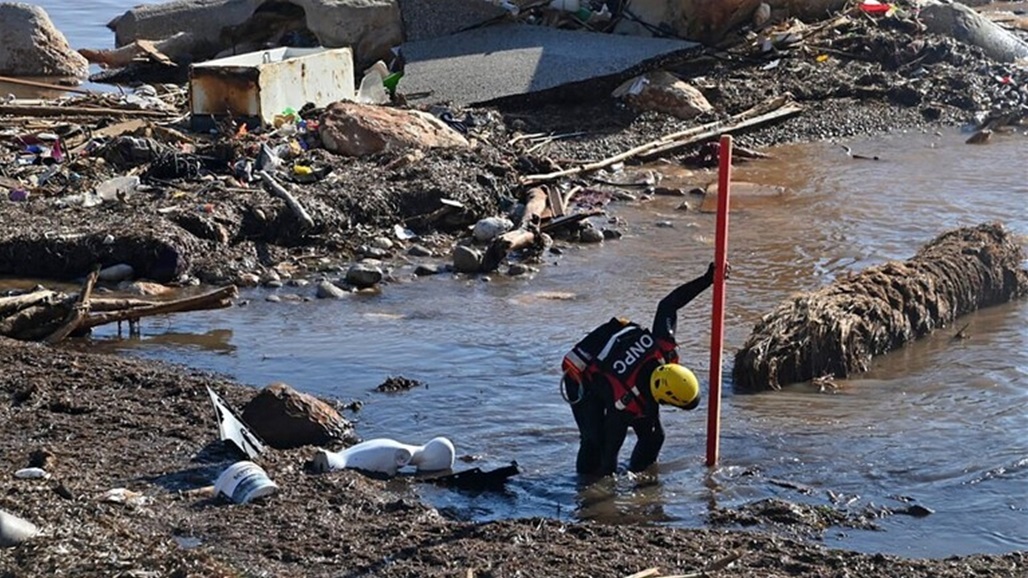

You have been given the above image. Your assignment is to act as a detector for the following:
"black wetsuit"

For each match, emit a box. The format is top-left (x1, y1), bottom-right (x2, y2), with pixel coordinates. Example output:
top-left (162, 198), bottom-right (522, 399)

top-left (567, 266), bottom-right (713, 476)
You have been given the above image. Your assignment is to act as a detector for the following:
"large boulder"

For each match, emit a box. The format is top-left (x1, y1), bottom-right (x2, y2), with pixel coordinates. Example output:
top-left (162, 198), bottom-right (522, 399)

top-left (0, 3), bottom-right (89, 77)
top-left (613, 71), bottom-right (713, 120)
top-left (319, 101), bottom-right (469, 157)
top-left (617, 0), bottom-right (849, 44)
top-left (919, 0), bottom-right (1028, 63)
top-left (241, 382), bottom-right (353, 449)
top-left (107, 0), bottom-right (402, 69)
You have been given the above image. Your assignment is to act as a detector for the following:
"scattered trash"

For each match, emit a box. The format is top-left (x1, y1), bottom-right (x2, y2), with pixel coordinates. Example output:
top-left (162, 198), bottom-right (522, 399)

top-left (859, 1), bottom-right (893, 16)
top-left (213, 460), bottom-right (279, 505)
top-left (99, 488), bottom-right (151, 506)
top-left (13, 467), bottom-right (50, 480)
top-left (0, 509), bottom-right (39, 548)
top-left (312, 437), bottom-right (455, 476)
top-left (190, 47), bottom-right (356, 130)
top-left (95, 176), bottom-right (140, 202)
top-left (424, 461), bottom-right (519, 491)
top-left (207, 386), bottom-right (267, 459)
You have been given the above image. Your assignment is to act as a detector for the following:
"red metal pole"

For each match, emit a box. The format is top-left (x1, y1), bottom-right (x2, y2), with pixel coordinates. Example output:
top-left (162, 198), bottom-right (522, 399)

top-left (706, 135), bottom-right (732, 467)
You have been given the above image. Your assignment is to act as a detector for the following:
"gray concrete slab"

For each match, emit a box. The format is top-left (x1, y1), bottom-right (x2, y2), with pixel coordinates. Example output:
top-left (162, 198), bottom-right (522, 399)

top-left (399, 0), bottom-right (508, 42)
top-left (400, 23), bottom-right (698, 106)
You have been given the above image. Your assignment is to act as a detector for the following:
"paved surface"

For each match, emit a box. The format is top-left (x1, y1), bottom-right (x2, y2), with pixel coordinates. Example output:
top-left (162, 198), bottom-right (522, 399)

top-left (399, 23), bottom-right (698, 106)
top-left (398, 0), bottom-right (508, 42)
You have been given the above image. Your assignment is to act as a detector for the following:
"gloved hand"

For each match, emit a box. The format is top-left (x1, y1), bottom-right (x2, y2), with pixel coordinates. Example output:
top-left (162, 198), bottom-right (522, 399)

top-left (705, 261), bottom-right (732, 282)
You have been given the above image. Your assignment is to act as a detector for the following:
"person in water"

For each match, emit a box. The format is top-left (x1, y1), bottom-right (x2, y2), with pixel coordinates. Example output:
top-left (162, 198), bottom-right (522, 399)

top-left (561, 262), bottom-right (727, 476)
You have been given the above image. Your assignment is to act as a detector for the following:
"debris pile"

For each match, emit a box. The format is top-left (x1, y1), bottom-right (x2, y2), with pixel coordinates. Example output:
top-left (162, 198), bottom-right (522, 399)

top-left (732, 222), bottom-right (1028, 391)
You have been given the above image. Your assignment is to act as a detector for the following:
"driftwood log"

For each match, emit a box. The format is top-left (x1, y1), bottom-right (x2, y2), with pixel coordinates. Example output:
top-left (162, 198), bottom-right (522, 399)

top-left (733, 223), bottom-right (1028, 391)
top-left (0, 280), bottom-right (238, 343)
top-left (481, 186), bottom-right (548, 272)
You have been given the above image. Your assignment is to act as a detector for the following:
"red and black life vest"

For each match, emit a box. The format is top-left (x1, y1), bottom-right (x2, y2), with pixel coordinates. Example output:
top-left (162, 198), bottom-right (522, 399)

top-left (562, 318), bottom-right (678, 417)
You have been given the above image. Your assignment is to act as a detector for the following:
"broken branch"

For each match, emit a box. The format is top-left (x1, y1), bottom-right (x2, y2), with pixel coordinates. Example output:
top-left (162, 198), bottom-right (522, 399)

top-left (520, 96), bottom-right (802, 184)
top-left (0, 104), bottom-right (175, 118)
top-left (78, 286), bottom-right (238, 331)
top-left (482, 187), bottom-right (548, 271)
top-left (258, 170), bottom-right (316, 230)
top-left (0, 290), bottom-right (57, 317)
top-left (44, 270), bottom-right (98, 344)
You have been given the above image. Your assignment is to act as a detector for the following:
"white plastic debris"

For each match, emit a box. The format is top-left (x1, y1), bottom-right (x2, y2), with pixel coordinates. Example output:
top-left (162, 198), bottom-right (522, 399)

top-left (312, 437), bottom-right (455, 476)
top-left (13, 468), bottom-right (50, 480)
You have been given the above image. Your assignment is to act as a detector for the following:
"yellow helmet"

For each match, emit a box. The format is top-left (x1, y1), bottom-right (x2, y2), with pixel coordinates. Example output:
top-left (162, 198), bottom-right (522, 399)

top-left (650, 364), bottom-right (700, 409)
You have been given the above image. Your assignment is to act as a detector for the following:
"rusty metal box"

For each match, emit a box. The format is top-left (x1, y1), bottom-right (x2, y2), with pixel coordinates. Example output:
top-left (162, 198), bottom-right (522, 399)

top-left (189, 46), bottom-right (355, 130)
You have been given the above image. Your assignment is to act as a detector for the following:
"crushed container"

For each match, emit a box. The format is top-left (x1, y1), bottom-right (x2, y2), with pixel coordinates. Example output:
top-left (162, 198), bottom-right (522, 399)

top-left (189, 46), bottom-right (355, 131)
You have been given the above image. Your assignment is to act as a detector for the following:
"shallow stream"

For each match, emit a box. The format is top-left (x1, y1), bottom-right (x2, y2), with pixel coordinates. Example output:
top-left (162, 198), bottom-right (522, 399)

top-left (7, 2), bottom-right (1028, 560)
top-left (31, 130), bottom-right (1024, 559)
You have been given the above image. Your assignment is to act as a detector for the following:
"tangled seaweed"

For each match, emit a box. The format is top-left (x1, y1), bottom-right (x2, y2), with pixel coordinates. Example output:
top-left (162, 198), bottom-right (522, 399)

top-left (733, 222), bottom-right (1028, 391)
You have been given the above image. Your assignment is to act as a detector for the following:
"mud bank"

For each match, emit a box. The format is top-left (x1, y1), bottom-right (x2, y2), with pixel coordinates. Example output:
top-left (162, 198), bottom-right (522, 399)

top-left (1, 337), bottom-right (1025, 577)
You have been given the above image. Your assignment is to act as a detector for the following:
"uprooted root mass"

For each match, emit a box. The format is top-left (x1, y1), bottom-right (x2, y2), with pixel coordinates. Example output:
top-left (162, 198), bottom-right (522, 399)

top-left (732, 222), bottom-right (1028, 391)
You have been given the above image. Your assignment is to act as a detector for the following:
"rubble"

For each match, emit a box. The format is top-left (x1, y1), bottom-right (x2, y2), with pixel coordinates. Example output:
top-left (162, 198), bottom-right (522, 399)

top-left (108, 0), bottom-right (402, 70)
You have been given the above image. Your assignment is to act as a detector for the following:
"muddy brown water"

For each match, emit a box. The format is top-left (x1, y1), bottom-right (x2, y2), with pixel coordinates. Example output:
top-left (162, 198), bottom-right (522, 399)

top-left (12, 3), bottom-right (1028, 560)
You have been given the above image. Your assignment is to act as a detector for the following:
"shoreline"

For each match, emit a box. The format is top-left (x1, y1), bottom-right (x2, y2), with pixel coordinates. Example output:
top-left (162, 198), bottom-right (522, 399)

top-left (1, 336), bottom-right (1025, 576)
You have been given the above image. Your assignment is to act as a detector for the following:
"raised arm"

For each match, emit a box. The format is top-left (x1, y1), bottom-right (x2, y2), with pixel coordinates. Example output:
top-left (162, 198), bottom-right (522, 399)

top-left (651, 264), bottom-right (715, 341)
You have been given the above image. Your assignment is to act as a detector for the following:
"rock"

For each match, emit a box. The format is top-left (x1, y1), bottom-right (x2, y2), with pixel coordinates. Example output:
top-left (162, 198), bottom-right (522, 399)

top-left (507, 263), bottom-right (531, 276)
top-left (472, 217), bottom-right (514, 243)
top-left (920, 0), bottom-right (1028, 63)
top-left (316, 280), bottom-right (348, 299)
top-left (452, 245), bottom-right (483, 273)
top-left (237, 273), bottom-right (261, 287)
top-left (0, 509), bottom-right (39, 548)
top-left (98, 263), bottom-right (135, 283)
top-left (370, 236), bottom-right (394, 250)
top-left (414, 263), bottom-right (445, 276)
top-left (613, 0), bottom-right (669, 36)
top-left (616, 0), bottom-right (849, 44)
top-left (579, 227), bottom-right (605, 244)
top-left (109, 0), bottom-right (402, 70)
top-left (358, 245), bottom-right (390, 259)
top-left (119, 281), bottom-right (174, 296)
top-left (408, 244), bottom-right (434, 257)
top-left (965, 129), bottom-right (992, 145)
top-left (753, 2), bottom-right (771, 27)
top-left (613, 71), bottom-right (713, 120)
top-left (319, 101), bottom-right (469, 157)
top-left (265, 294), bottom-right (282, 303)
top-left (0, 4), bottom-right (89, 77)
top-left (602, 228), bottom-right (623, 240)
top-left (241, 382), bottom-right (351, 449)
top-left (345, 263), bottom-right (383, 288)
